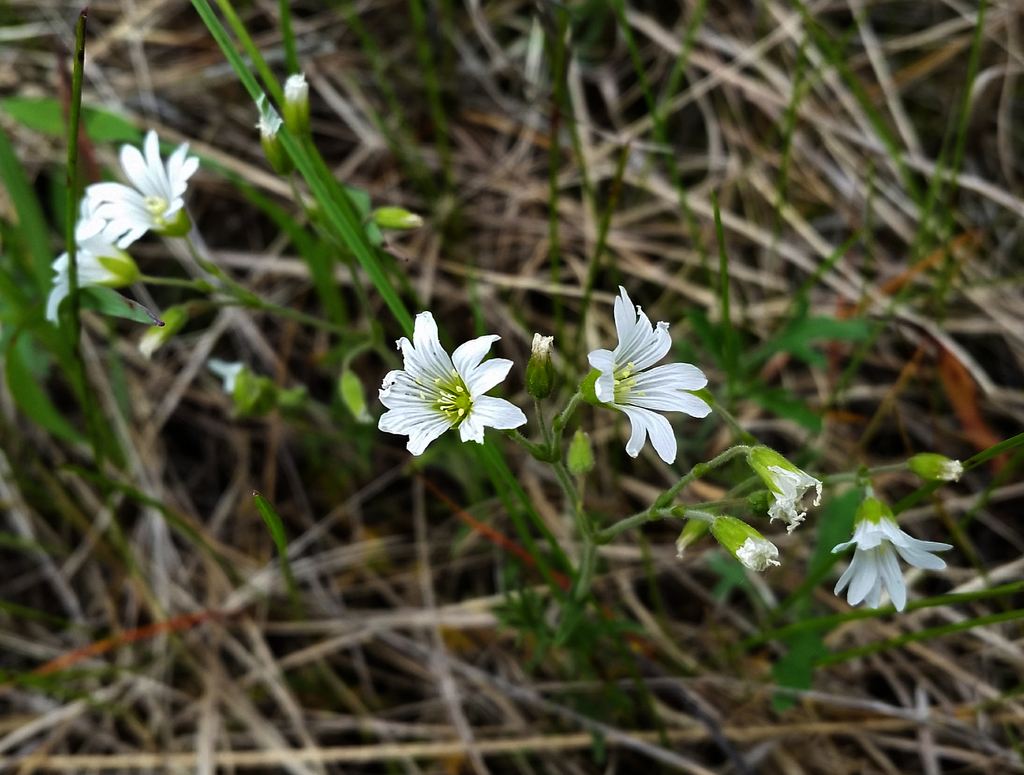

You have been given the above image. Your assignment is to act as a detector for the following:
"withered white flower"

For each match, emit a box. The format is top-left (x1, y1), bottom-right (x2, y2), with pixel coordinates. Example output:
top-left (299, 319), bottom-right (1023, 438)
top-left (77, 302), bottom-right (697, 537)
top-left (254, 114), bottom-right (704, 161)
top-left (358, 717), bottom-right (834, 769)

top-left (587, 286), bottom-right (709, 464)
top-left (86, 130), bottom-right (198, 247)
top-left (379, 311), bottom-right (526, 455)
top-left (747, 447), bottom-right (822, 532)
top-left (833, 498), bottom-right (952, 611)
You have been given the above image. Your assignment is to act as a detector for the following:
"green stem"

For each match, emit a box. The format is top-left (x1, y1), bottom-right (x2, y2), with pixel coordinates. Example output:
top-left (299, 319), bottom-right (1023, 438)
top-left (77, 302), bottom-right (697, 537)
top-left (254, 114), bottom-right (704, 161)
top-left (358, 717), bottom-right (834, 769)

top-left (552, 391), bottom-right (583, 436)
top-left (138, 274), bottom-right (210, 290)
top-left (535, 398), bottom-right (553, 452)
top-left (597, 445), bottom-right (752, 542)
top-left (822, 463), bottom-right (907, 484)
top-left (65, 9), bottom-right (106, 469)
top-left (503, 428), bottom-right (553, 462)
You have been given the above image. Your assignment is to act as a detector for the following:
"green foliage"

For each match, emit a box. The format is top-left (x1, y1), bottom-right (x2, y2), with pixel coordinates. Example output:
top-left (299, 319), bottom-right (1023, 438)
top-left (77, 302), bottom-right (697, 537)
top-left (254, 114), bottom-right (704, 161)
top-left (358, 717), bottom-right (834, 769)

top-left (1, 97), bottom-right (141, 143)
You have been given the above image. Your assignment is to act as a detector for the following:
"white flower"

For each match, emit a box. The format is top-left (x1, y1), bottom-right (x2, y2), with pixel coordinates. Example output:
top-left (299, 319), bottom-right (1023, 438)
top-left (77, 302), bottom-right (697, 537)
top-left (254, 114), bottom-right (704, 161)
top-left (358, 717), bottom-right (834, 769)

top-left (709, 514), bottom-right (780, 572)
top-left (378, 311), bottom-right (526, 455)
top-left (747, 447), bottom-right (822, 532)
top-left (85, 130), bottom-right (198, 247)
top-left (736, 537), bottom-right (781, 572)
top-left (46, 207), bottom-right (139, 323)
top-left (532, 333), bottom-right (553, 358)
top-left (833, 498), bottom-right (952, 611)
top-left (208, 359), bottom-right (245, 394)
top-left (587, 286), bottom-right (709, 463)
top-left (255, 95), bottom-right (282, 139)
top-left (284, 73), bottom-right (308, 105)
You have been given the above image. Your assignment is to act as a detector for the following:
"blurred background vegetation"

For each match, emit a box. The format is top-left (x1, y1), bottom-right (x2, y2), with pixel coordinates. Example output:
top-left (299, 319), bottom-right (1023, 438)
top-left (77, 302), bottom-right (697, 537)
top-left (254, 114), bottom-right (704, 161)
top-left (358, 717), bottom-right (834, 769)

top-left (0, 0), bottom-right (1023, 772)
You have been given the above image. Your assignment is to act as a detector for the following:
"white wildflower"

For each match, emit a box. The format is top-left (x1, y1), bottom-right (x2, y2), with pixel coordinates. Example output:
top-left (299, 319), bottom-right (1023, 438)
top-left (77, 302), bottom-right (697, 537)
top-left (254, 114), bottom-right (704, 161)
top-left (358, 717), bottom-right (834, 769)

top-left (86, 130), bottom-right (198, 247)
top-left (833, 498), bottom-right (952, 611)
top-left (378, 311), bottom-right (526, 455)
top-left (586, 286), bottom-right (710, 464)
top-left (747, 447), bottom-right (822, 532)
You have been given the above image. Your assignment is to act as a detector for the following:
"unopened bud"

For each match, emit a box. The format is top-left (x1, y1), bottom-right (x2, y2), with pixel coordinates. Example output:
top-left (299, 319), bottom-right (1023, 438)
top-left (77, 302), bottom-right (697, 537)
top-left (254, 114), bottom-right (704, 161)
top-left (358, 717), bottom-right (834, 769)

top-left (339, 369), bottom-right (372, 423)
top-left (675, 519), bottom-right (709, 558)
top-left (153, 207), bottom-right (192, 238)
top-left (710, 515), bottom-right (780, 571)
top-left (525, 333), bottom-right (555, 400)
top-left (234, 370), bottom-right (278, 417)
top-left (139, 305), bottom-right (188, 359)
top-left (371, 207), bottom-right (423, 230)
top-left (567, 430), bottom-right (594, 475)
top-left (745, 491), bottom-right (773, 519)
top-left (908, 453), bottom-right (962, 482)
top-left (283, 73), bottom-right (310, 138)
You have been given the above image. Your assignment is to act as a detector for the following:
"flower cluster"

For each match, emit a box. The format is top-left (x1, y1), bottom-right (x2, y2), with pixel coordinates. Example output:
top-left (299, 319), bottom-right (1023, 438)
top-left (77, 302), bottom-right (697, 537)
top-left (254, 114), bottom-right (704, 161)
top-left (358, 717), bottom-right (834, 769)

top-left (47, 130), bottom-right (198, 324)
top-left (378, 287), bottom-right (711, 460)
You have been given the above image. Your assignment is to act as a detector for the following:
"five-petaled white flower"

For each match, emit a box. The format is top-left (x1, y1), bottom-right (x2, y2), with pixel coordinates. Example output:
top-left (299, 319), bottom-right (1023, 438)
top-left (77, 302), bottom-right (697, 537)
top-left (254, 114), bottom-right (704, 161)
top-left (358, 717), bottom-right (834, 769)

top-left (46, 204), bottom-right (139, 323)
top-left (747, 447), bottom-right (822, 532)
top-left (587, 286), bottom-right (709, 464)
top-left (833, 498), bottom-right (952, 611)
top-left (86, 130), bottom-right (198, 248)
top-left (378, 311), bottom-right (526, 455)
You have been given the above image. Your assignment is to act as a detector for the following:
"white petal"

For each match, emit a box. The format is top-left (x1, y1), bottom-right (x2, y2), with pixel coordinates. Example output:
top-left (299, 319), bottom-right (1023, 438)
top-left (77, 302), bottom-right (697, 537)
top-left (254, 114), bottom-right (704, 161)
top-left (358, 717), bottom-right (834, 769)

top-left (119, 143), bottom-right (152, 194)
top-left (46, 276), bottom-right (69, 323)
top-left (834, 560), bottom-right (856, 594)
top-left (877, 545), bottom-right (906, 610)
top-left (619, 404), bottom-right (677, 463)
top-left (452, 334), bottom-right (500, 379)
top-left (587, 348), bottom-right (615, 402)
top-left (631, 362), bottom-right (707, 392)
top-left (846, 550), bottom-right (879, 605)
top-left (894, 543), bottom-right (948, 571)
top-left (463, 358), bottom-right (512, 396)
top-left (468, 395), bottom-right (526, 431)
top-left (402, 312), bottom-right (454, 382)
top-left (403, 416), bottom-right (452, 455)
top-left (863, 573), bottom-right (884, 609)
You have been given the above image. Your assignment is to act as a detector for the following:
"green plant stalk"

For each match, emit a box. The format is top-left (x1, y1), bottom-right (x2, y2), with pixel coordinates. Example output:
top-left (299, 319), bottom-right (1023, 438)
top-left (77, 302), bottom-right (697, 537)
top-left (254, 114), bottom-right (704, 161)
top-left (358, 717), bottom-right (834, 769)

top-left (711, 192), bottom-right (738, 405)
top-left (598, 445), bottom-right (752, 542)
top-left (613, 0), bottom-right (710, 273)
top-left (575, 143), bottom-right (630, 364)
top-left (819, 607), bottom-right (1024, 666)
top-left (931, 0), bottom-right (988, 316)
top-left (534, 398), bottom-right (553, 452)
top-left (190, 0), bottom-right (413, 334)
top-left (278, 0), bottom-right (300, 75)
top-left (546, 9), bottom-right (569, 347)
top-left (407, 0), bottom-right (452, 188)
top-left (746, 579), bottom-right (1024, 650)
top-left (64, 8), bottom-right (109, 470)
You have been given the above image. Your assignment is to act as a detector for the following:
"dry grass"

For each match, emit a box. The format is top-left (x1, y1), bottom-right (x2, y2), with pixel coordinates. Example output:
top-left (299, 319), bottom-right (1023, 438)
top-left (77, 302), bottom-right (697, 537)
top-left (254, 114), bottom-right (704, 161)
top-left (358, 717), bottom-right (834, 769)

top-left (1, 0), bottom-right (1023, 773)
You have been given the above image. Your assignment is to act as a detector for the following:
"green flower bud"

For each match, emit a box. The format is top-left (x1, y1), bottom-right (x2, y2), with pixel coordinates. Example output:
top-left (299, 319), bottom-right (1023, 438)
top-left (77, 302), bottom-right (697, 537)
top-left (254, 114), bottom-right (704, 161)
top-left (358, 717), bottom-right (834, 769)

top-left (153, 207), bottom-right (192, 238)
top-left (256, 96), bottom-right (294, 176)
top-left (371, 207), bottom-right (424, 230)
top-left (277, 385), bottom-right (308, 410)
top-left (907, 453), bottom-right (962, 482)
top-left (96, 250), bottom-right (140, 287)
top-left (745, 490), bottom-right (773, 519)
top-left (580, 369), bottom-right (607, 407)
top-left (339, 369), bottom-right (372, 423)
top-left (675, 519), bottom-right (708, 558)
top-left (855, 496), bottom-right (893, 526)
top-left (709, 515), bottom-right (780, 571)
top-left (283, 73), bottom-right (310, 139)
top-left (139, 305), bottom-right (188, 359)
top-left (568, 430), bottom-right (594, 475)
top-left (233, 370), bottom-right (278, 417)
top-left (525, 333), bottom-right (555, 400)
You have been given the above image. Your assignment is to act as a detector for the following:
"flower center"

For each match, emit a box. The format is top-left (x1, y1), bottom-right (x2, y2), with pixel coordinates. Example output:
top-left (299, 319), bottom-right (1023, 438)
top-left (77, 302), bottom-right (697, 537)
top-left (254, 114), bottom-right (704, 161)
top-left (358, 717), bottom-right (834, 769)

top-left (612, 361), bottom-right (638, 403)
top-left (144, 195), bottom-right (170, 225)
top-left (434, 370), bottom-right (473, 426)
